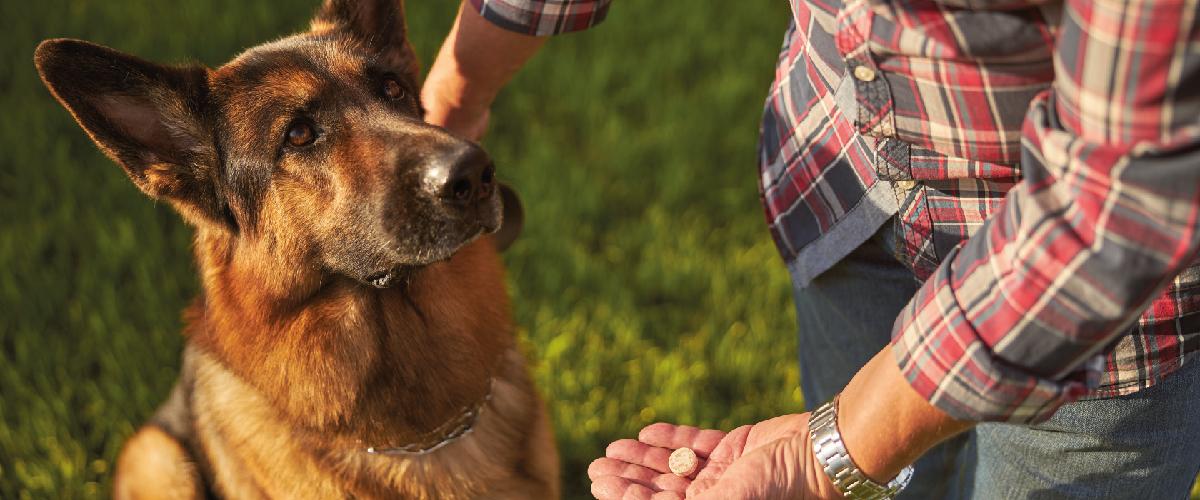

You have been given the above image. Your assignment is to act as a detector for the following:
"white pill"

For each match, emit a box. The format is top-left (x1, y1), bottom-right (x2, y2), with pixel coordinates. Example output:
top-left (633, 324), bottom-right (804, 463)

top-left (669, 447), bottom-right (698, 477)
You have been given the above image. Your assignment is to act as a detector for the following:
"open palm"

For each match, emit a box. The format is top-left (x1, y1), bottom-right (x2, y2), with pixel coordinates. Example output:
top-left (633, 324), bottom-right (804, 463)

top-left (588, 414), bottom-right (840, 499)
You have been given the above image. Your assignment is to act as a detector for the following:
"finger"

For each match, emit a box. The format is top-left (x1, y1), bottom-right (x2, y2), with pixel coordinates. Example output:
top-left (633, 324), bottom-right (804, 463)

top-left (685, 460), bottom-right (730, 497)
top-left (588, 458), bottom-right (691, 492)
top-left (682, 425), bottom-right (752, 497)
top-left (590, 475), bottom-right (659, 500)
top-left (690, 480), bottom-right (756, 500)
top-left (606, 439), bottom-right (673, 474)
top-left (743, 414), bottom-right (809, 451)
top-left (637, 423), bottom-right (726, 458)
top-left (690, 435), bottom-right (816, 500)
top-left (687, 459), bottom-right (763, 500)
top-left (589, 457), bottom-right (654, 482)
top-left (705, 424), bottom-right (753, 462)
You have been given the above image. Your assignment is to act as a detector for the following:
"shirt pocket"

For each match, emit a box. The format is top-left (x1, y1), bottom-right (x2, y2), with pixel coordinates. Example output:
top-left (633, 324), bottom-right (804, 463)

top-left (874, 138), bottom-right (1021, 182)
top-left (876, 140), bottom-right (1020, 281)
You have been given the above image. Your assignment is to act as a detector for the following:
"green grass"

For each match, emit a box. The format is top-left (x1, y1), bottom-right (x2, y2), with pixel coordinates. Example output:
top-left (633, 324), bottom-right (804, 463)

top-left (3, 2), bottom-right (1197, 499)
top-left (1, 1), bottom-right (797, 498)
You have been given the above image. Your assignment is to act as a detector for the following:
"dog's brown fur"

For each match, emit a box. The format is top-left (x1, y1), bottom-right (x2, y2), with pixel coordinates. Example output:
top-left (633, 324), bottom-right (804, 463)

top-left (35, 1), bottom-right (558, 498)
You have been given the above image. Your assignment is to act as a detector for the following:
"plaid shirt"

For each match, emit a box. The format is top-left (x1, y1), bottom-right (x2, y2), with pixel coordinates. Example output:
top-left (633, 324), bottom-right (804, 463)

top-left (476, 0), bottom-right (1200, 423)
top-left (469, 0), bottom-right (611, 35)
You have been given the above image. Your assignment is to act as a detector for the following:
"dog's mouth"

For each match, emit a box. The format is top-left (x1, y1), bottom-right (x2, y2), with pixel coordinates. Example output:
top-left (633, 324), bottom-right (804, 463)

top-left (364, 268), bottom-right (405, 289)
top-left (356, 183), bottom-right (503, 290)
top-left (362, 220), bottom-right (500, 289)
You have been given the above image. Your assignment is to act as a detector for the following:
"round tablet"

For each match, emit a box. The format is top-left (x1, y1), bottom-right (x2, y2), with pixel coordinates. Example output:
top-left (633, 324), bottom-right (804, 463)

top-left (669, 447), bottom-right (699, 477)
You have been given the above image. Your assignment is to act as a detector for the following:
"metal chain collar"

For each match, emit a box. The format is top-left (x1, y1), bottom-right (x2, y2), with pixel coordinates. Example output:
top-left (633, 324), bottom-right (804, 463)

top-left (364, 378), bottom-right (495, 456)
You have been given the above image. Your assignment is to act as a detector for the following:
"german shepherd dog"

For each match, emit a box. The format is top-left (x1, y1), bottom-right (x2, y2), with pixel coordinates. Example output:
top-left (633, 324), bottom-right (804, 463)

top-left (34, 1), bottom-right (559, 498)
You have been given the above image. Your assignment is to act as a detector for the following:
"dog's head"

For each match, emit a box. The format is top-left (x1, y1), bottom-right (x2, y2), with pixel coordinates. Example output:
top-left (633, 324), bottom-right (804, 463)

top-left (34, 0), bottom-right (522, 289)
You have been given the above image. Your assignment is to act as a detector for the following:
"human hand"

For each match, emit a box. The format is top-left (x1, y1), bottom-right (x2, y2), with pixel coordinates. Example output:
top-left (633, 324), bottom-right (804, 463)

top-left (420, 79), bottom-right (490, 141)
top-left (420, 2), bottom-right (545, 141)
top-left (588, 414), bottom-right (842, 499)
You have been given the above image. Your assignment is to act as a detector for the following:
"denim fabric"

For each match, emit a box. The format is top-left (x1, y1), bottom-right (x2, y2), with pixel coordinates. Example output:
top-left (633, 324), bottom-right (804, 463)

top-left (962, 358), bottom-right (1200, 499)
top-left (792, 219), bottom-right (1200, 499)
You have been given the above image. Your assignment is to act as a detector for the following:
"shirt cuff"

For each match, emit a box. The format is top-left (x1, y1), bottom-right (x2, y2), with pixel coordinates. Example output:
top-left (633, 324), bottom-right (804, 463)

top-left (469, 0), bottom-right (613, 36)
top-left (890, 245), bottom-right (1104, 424)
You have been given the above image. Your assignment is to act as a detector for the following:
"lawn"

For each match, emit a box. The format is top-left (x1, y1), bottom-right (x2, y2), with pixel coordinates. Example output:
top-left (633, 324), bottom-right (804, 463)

top-left (2, 1), bottom-right (1197, 499)
top-left (1, 1), bottom-right (799, 498)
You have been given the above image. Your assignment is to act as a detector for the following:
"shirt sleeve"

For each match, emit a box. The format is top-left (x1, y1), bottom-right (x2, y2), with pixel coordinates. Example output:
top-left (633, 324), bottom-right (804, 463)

top-left (468, 0), bottom-right (612, 36)
top-left (891, 0), bottom-right (1200, 424)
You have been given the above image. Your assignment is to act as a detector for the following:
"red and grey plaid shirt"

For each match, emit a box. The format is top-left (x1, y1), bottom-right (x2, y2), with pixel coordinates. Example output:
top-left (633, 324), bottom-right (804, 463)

top-left (474, 0), bottom-right (1200, 424)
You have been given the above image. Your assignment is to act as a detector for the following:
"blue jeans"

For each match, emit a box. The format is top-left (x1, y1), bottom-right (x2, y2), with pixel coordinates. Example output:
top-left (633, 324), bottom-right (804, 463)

top-left (792, 220), bottom-right (1200, 499)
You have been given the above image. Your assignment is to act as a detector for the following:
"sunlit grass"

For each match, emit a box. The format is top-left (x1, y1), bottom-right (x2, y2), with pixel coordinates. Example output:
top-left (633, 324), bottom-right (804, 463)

top-left (1, 2), bottom-right (796, 498)
top-left (2, 1), bottom-right (1196, 499)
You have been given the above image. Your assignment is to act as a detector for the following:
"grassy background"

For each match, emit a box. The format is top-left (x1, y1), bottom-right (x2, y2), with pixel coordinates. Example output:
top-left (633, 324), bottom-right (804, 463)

top-left (1, 1), bottom-right (799, 498)
top-left (2, 1), bottom-right (1196, 499)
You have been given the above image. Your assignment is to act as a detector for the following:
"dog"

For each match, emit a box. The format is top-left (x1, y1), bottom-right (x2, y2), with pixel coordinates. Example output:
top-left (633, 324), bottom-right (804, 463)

top-left (34, 1), bottom-right (559, 498)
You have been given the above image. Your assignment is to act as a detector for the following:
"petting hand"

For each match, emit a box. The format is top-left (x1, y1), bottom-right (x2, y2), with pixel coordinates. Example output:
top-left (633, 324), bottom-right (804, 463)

top-left (420, 81), bottom-right (491, 141)
top-left (588, 414), bottom-right (842, 499)
top-left (419, 2), bottom-right (545, 142)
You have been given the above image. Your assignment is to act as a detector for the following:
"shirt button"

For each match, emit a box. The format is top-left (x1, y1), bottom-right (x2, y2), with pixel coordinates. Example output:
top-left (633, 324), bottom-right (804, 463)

top-left (895, 179), bottom-right (917, 190)
top-left (853, 66), bottom-right (877, 82)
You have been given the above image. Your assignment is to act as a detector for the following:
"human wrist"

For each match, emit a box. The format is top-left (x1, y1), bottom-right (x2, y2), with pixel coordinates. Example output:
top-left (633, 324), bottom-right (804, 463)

top-left (835, 347), bottom-right (975, 483)
top-left (422, 67), bottom-right (491, 124)
top-left (810, 397), bottom-right (912, 498)
top-left (424, 2), bottom-right (545, 110)
top-left (423, 45), bottom-right (500, 115)
top-left (422, 2), bottom-right (547, 137)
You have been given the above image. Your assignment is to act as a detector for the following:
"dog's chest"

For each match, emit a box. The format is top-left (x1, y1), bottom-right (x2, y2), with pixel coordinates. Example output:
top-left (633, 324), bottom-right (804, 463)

top-left (188, 347), bottom-right (537, 499)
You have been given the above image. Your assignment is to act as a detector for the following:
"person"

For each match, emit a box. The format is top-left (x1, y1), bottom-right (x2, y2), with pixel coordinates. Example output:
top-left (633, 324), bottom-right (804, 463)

top-left (421, 0), bottom-right (1200, 498)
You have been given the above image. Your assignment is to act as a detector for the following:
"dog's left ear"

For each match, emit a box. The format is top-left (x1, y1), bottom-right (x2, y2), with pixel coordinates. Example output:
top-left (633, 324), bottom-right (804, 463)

top-left (493, 183), bottom-right (524, 252)
top-left (311, 0), bottom-right (419, 77)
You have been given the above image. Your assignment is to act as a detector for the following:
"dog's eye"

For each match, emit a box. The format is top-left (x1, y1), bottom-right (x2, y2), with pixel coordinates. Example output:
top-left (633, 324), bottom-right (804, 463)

top-left (382, 77), bottom-right (406, 101)
top-left (285, 120), bottom-right (317, 147)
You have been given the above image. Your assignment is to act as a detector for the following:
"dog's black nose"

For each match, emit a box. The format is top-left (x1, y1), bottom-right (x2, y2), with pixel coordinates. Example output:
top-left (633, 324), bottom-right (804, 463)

top-left (436, 143), bottom-right (495, 205)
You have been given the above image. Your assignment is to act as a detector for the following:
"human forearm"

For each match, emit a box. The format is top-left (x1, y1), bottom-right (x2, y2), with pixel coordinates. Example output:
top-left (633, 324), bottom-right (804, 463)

top-left (828, 0), bottom-right (1200, 485)
top-left (889, 0), bottom-right (1200, 425)
top-left (836, 347), bottom-right (974, 484)
top-left (422, 2), bottom-right (547, 136)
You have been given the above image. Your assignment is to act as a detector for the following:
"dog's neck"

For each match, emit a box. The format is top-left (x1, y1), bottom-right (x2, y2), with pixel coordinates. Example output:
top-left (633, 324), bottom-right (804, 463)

top-left (186, 229), bottom-right (513, 447)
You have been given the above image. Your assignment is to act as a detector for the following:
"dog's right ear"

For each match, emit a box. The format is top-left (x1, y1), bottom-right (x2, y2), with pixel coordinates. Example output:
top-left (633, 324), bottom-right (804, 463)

top-left (34, 39), bottom-right (229, 229)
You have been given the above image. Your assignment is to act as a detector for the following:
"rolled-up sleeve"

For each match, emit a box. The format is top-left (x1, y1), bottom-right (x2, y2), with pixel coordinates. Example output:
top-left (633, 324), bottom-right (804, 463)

top-left (468, 0), bottom-right (612, 36)
top-left (891, 0), bottom-right (1200, 423)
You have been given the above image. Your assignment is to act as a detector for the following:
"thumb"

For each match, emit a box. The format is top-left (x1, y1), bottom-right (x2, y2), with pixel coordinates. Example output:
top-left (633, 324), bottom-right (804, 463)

top-left (690, 436), bottom-right (813, 500)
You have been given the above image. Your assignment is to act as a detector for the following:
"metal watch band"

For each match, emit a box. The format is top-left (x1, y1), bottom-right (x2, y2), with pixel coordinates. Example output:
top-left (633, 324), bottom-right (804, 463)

top-left (809, 396), bottom-right (913, 499)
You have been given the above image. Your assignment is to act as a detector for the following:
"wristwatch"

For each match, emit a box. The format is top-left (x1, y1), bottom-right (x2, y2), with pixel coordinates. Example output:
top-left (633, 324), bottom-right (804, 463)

top-left (809, 396), bottom-right (914, 499)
